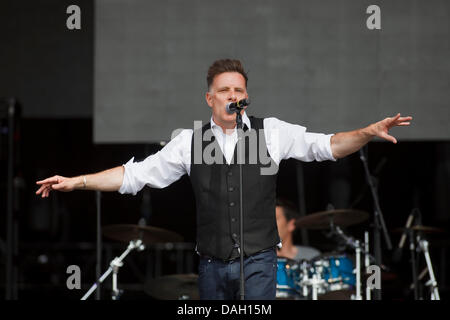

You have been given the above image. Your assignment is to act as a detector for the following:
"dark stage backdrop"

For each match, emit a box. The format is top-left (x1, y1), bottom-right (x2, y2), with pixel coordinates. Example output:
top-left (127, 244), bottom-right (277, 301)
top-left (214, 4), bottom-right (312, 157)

top-left (0, 0), bottom-right (93, 118)
top-left (1, 0), bottom-right (450, 300)
top-left (94, 0), bottom-right (450, 143)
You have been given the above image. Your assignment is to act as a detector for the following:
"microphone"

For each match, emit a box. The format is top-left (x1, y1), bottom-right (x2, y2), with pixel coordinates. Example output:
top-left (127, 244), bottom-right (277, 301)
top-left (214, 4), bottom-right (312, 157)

top-left (392, 209), bottom-right (416, 263)
top-left (226, 98), bottom-right (250, 114)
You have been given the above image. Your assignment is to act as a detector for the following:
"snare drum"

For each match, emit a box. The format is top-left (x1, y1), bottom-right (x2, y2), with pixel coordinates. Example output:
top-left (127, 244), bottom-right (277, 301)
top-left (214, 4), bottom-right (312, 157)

top-left (276, 258), bottom-right (301, 299)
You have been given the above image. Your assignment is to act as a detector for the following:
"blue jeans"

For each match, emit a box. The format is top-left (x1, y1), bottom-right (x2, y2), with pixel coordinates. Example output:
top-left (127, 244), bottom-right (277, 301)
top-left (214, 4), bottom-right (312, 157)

top-left (198, 248), bottom-right (277, 300)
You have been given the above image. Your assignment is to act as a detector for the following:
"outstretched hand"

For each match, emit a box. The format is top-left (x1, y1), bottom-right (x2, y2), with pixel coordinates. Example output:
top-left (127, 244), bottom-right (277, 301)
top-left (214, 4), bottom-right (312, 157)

top-left (370, 113), bottom-right (412, 144)
top-left (36, 175), bottom-right (77, 198)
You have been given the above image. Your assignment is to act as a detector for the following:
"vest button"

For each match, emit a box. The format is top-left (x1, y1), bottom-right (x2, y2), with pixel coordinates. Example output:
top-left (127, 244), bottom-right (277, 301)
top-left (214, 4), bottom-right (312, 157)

top-left (228, 187), bottom-right (234, 192)
top-left (231, 218), bottom-right (236, 222)
top-left (229, 202), bottom-right (235, 207)
top-left (227, 171), bottom-right (233, 176)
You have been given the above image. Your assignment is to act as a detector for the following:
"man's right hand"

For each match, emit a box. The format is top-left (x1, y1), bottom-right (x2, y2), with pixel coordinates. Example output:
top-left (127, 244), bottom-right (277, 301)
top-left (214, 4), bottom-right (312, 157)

top-left (35, 166), bottom-right (125, 198)
top-left (36, 175), bottom-right (81, 198)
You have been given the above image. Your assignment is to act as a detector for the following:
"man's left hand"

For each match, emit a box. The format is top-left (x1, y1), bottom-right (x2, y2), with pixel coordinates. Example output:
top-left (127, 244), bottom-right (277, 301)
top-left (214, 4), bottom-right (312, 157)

top-left (369, 113), bottom-right (412, 144)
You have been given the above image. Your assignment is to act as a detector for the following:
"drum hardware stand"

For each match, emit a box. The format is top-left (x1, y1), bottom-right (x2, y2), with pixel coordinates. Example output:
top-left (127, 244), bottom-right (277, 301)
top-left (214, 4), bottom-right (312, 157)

top-left (300, 261), bottom-right (310, 298)
top-left (355, 240), bottom-right (362, 300)
top-left (409, 267), bottom-right (429, 290)
top-left (81, 239), bottom-right (145, 300)
top-left (419, 239), bottom-right (440, 300)
top-left (408, 229), bottom-right (420, 300)
top-left (335, 226), bottom-right (362, 300)
top-left (300, 262), bottom-right (327, 300)
top-left (364, 231), bottom-right (372, 300)
top-left (328, 222), bottom-right (370, 300)
top-left (411, 232), bottom-right (440, 300)
top-left (310, 273), bottom-right (326, 300)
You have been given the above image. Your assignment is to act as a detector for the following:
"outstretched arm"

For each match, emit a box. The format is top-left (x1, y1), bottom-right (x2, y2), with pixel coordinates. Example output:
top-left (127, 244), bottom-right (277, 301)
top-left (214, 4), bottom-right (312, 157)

top-left (330, 113), bottom-right (412, 159)
top-left (36, 166), bottom-right (124, 198)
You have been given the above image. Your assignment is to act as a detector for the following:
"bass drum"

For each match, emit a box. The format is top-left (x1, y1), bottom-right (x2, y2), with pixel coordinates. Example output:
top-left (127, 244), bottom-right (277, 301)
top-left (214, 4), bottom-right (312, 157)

top-left (311, 253), bottom-right (356, 300)
top-left (276, 257), bottom-right (303, 300)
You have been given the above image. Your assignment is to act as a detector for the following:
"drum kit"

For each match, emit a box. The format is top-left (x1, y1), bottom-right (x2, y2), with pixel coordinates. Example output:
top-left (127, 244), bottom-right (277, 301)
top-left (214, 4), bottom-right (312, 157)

top-left (79, 210), bottom-right (443, 300)
top-left (276, 208), bottom-right (368, 300)
top-left (276, 208), bottom-right (444, 300)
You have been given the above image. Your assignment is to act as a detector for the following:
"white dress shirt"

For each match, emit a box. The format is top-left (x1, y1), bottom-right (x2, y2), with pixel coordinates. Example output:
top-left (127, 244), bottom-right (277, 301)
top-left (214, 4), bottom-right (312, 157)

top-left (119, 112), bottom-right (336, 195)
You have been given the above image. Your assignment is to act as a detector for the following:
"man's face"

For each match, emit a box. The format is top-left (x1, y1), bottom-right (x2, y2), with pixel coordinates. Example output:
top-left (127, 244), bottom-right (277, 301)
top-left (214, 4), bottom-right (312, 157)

top-left (205, 72), bottom-right (248, 128)
top-left (276, 206), bottom-right (295, 241)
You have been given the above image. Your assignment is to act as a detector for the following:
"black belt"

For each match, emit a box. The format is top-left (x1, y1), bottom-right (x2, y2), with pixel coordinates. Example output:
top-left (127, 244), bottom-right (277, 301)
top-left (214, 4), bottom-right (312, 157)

top-left (199, 246), bottom-right (275, 262)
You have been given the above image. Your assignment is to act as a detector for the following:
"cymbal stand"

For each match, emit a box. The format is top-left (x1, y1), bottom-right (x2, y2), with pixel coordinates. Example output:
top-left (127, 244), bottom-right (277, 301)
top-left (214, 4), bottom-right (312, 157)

top-left (81, 239), bottom-right (145, 300)
top-left (329, 223), bottom-right (364, 300)
top-left (408, 229), bottom-right (420, 300)
top-left (417, 235), bottom-right (440, 300)
top-left (364, 231), bottom-right (371, 300)
top-left (355, 240), bottom-right (362, 300)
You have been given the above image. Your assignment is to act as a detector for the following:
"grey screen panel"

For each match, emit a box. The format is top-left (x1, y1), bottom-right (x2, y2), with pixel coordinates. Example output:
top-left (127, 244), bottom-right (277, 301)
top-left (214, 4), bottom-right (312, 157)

top-left (94, 0), bottom-right (450, 143)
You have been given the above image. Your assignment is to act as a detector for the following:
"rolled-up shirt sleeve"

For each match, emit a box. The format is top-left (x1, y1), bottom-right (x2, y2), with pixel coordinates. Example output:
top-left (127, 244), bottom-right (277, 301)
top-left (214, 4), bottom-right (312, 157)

top-left (264, 117), bottom-right (336, 163)
top-left (118, 129), bottom-right (192, 195)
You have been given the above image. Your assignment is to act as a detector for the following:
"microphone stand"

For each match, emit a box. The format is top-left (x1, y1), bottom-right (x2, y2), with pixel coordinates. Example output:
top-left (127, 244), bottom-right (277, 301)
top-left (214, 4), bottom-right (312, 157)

top-left (234, 108), bottom-right (246, 300)
top-left (359, 146), bottom-right (392, 300)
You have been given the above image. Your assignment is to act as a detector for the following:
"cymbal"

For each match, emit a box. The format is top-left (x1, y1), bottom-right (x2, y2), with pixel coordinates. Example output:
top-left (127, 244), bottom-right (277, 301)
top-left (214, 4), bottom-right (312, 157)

top-left (295, 209), bottom-right (369, 230)
top-left (391, 225), bottom-right (445, 234)
top-left (102, 224), bottom-right (184, 244)
top-left (145, 273), bottom-right (199, 300)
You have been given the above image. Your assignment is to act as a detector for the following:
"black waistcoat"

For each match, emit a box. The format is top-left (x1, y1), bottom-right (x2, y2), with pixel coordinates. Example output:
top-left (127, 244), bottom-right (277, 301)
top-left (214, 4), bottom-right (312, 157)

top-left (189, 116), bottom-right (280, 260)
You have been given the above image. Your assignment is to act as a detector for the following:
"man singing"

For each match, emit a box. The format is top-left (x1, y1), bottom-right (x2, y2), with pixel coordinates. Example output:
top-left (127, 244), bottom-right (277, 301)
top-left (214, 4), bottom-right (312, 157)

top-left (36, 59), bottom-right (412, 300)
